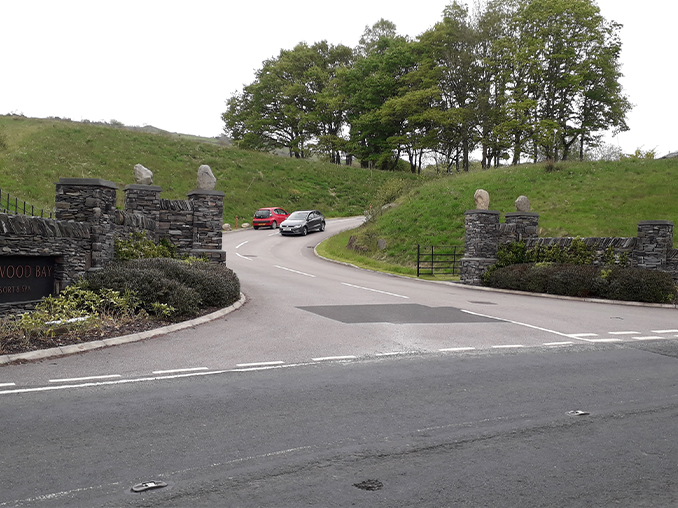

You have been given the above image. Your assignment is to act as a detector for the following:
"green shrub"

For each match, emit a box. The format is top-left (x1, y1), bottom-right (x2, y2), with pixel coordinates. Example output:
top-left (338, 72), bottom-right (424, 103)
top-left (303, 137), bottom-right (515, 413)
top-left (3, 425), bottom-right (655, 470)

top-left (602, 267), bottom-right (677, 304)
top-left (123, 258), bottom-right (240, 308)
top-left (115, 232), bottom-right (177, 261)
top-left (484, 263), bottom-right (677, 304)
top-left (83, 264), bottom-right (201, 317)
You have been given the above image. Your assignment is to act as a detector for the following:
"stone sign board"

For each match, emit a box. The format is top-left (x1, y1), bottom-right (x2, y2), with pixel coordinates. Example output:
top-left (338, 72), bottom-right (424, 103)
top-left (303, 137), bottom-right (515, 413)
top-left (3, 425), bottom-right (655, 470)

top-left (0, 256), bottom-right (57, 304)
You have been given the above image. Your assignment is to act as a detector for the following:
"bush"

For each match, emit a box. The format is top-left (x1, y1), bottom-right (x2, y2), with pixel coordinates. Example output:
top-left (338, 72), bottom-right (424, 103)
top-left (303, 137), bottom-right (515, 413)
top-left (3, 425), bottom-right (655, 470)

top-left (602, 267), bottom-right (677, 304)
top-left (484, 263), bottom-right (677, 304)
top-left (82, 258), bottom-right (241, 318)
top-left (115, 232), bottom-right (176, 261)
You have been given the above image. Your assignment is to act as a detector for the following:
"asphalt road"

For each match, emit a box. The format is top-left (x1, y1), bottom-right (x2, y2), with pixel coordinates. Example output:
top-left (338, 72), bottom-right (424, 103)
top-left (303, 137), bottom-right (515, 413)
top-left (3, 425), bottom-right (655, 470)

top-left (1, 217), bottom-right (678, 506)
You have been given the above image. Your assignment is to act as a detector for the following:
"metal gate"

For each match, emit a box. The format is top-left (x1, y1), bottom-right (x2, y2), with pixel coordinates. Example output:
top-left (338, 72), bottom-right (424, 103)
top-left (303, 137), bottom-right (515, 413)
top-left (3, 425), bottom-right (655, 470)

top-left (416, 245), bottom-right (461, 277)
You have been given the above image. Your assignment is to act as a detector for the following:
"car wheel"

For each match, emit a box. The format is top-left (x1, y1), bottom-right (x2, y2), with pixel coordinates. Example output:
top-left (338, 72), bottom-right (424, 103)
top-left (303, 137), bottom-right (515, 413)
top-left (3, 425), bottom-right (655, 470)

top-left (253, 226), bottom-right (259, 230)
top-left (320, 221), bottom-right (326, 232)
top-left (272, 221), bottom-right (277, 229)
top-left (301, 226), bottom-right (308, 236)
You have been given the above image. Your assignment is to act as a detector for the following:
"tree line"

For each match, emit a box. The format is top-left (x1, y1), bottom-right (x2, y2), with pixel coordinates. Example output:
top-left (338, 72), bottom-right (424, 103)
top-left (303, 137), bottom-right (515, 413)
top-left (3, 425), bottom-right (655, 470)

top-left (222, 0), bottom-right (631, 173)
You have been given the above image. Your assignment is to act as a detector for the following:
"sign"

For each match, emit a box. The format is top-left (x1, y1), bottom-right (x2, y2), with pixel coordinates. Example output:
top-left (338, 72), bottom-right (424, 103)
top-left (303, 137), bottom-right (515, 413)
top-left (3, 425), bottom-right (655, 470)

top-left (0, 256), bottom-right (57, 303)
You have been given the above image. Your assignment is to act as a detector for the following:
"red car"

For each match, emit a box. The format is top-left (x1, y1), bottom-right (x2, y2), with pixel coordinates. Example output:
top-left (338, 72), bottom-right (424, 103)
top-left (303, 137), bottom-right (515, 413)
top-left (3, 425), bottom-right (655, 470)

top-left (252, 207), bottom-right (290, 229)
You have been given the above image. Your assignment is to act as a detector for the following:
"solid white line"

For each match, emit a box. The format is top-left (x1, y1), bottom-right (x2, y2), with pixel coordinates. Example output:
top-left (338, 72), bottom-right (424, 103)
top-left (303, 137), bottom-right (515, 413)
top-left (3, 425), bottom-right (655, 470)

top-left (0, 382), bottom-right (16, 387)
top-left (608, 331), bottom-right (640, 335)
top-left (275, 265), bottom-right (315, 277)
top-left (632, 336), bottom-right (665, 341)
top-left (543, 341), bottom-right (574, 346)
top-left (460, 309), bottom-right (574, 339)
top-left (152, 367), bottom-right (209, 374)
top-left (492, 345), bottom-right (525, 349)
top-left (341, 283), bottom-right (408, 299)
top-left (312, 355), bottom-right (357, 362)
top-left (236, 252), bottom-right (253, 261)
top-left (439, 347), bottom-right (476, 352)
top-left (235, 241), bottom-right (248, 249)
top-left (236, 361), bottom-right (285, 367)
top-left (49, 374), bottom-right (121, 383)
top-left (652, 329), bottom-right (678, 334)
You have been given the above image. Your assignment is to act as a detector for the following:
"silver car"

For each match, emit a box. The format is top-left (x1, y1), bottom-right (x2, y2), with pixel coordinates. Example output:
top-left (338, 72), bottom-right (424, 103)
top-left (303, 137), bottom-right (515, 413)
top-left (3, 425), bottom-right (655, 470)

top-left (279, 210), bottom-right (326, 236)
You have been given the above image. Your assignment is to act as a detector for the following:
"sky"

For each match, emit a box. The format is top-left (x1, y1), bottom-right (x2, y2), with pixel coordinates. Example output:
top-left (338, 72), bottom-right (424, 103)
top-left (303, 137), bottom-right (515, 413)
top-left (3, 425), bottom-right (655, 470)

top-left (2, 0), bottom-right (676, 157)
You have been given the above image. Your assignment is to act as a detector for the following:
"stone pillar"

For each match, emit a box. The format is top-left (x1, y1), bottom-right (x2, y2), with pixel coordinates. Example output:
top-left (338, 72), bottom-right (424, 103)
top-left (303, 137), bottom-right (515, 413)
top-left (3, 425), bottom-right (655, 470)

top-left (501, 212), bottom-right (540, 244)
top-left (55, 178), bottom-right (118, 270)
top-left (187, 189), bottom-right (226, 263)
top-left (460, 210), bottom-right (500, 285)
top-left (633, 220), bottom-right (674, 270)
top-left (124, 184), bottom-right (162, 222)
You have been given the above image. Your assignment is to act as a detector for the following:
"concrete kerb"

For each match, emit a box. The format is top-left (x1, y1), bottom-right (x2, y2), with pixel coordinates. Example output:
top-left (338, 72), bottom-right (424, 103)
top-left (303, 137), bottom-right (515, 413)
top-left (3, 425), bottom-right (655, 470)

top-left (0, 293), bottom-right (247, 365)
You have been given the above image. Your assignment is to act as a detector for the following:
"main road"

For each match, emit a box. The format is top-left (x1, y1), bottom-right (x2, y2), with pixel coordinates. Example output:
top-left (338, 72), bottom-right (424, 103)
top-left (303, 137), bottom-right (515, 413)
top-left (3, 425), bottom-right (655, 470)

top-left (1, 217), bottom-right (678, 506)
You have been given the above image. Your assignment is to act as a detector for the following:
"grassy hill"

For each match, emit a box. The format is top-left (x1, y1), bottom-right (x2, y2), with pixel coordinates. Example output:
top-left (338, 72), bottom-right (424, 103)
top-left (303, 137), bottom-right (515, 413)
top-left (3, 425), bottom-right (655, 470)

top-left (0, 115), bottom-right (407, 223)
top-left (319, 157), bottom-right (678, 276)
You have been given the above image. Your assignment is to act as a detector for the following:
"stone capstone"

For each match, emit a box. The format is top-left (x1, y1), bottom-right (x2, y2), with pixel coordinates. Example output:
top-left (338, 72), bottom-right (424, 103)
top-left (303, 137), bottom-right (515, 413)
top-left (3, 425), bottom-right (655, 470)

top-left (197, 165), bottom-right (217, 190)
top-left (515, 195), bottom-right (530, 212)
top-left (474, 189), bottom-right (490, 210)
top-left (134, 164), bottom-right (154, 185)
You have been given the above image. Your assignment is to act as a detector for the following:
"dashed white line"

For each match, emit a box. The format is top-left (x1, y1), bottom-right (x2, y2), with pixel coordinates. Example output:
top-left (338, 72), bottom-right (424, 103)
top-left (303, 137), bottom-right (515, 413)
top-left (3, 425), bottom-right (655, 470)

top-left (375, 352), bottom-right (410, 357)
top-left (275, 265), bottom-right (315, 277)
top-left (236, 252), bottom-right (253, 261)
top-left (341, 283), bottom-right (408, 299)
top-left (439, 347), bottom-right (476, 352)
top-left (543, 341), bottom-right (574, 346)
top-left (652, 329), bottom-right (678, 334)
top-left (312, 355), bottom-right (357, 362)
top-left (632, 336), bottom-right (665, 341)
top-left (152, 367), bottom-right (209, 374)
top-left (49, 374), bottom-right (121, 383)
top-left (584, 338), bottom-right (623, 343)
top-left (608, 331), bottom-right (640, 335)
top-left (492, 345), bottom-right (525, 349)
top-left (0, 382), bottom-right (16, 387)
top-left (235, 241), bottom-right (248, 249)
top-left (236, 361), bottom-right (284, 367)
top-left (569, 333), bottom-right (598, 338)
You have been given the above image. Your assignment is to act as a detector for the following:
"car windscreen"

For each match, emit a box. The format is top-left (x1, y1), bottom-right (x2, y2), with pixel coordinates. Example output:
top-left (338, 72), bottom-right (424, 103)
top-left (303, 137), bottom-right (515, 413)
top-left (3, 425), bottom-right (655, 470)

top-left (288, 211), bottom-right (309, 220)
top-left (254, 210), bottom-right (271, 218)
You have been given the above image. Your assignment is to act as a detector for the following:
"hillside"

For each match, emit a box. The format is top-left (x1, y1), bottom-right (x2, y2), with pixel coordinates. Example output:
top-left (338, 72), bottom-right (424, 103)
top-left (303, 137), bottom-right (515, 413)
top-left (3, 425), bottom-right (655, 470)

top-left (324, 157), bottom-right (678, 274)
top-left (0, 115), bottom-right (406, 223)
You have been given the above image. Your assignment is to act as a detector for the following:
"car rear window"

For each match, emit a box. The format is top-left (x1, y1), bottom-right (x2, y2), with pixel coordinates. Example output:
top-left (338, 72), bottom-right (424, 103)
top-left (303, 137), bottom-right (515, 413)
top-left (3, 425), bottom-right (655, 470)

top-left (254, 210), bottom-right (271, 218)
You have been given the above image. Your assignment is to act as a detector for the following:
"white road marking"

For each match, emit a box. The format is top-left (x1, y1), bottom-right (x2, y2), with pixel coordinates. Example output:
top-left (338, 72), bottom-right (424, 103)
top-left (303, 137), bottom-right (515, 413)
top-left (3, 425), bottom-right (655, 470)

top-left (584, 338), bottom-right (623, 343)
top-left (492, 345), bottom-right (525, 349)
top-left (608, 331), bottom-right (640, 335)
top-left (569, 333), bottom-right (598, 338)
top-left (439, 347), bottom-right (476, 352)
top-left (236, 361), bottom-right (284, 367)
top-left (268, 232), bottom-right (279, 237)
top-left (460, 310), bottom-right (576, 339)
top-left (652, 329), bottom-right (678, 334)
top-left (341, 283), bottom-right (408, 299)
top-left (235, 241), bottom-right (248, 249)
top-left (0, 382), bottom-right (16, 387)
top-left (236, 252), bottom-right (253, 261)
top-left (312, 356), bottom-right (357, 362)
top-left (543, 341), bottom-right (574, 346)
top-left (49, 374), bottom-right (121, 383)
top-left (375, 352), bottom-right (409, 356)
top-left (152, 367), bottom-right (209, 374)
top-left (632, 336), bottom-right (665, 341)
top-left (275, 265), bottom-right (315, 277)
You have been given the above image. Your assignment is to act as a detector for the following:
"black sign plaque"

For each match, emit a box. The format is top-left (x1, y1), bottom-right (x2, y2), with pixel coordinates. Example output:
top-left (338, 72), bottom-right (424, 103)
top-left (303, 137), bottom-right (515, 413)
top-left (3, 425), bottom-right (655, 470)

top-left (0, 256), bottom-right (57, 303)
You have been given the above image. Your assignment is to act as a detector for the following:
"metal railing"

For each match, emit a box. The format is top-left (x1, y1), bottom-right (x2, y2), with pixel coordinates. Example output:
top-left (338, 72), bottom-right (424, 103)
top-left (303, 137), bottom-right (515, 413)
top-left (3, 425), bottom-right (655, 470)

top-left (416, 245), bottom-right (461, 277)
top-left (0, 189), bottom-right (53, 219)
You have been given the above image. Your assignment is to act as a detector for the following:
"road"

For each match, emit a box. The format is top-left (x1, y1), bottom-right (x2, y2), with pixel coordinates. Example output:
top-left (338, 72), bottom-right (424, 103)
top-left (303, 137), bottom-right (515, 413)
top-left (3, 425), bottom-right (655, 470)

top-left (1, 217), bottom-right (678, 506)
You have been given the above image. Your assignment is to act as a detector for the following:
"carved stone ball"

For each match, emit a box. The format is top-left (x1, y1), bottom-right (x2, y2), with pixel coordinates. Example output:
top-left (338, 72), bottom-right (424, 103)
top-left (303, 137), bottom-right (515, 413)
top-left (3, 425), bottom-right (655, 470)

top-left (474, 189), bottom-right (490, 210)
top-left (515, 195), bottom-right (531, 212)
top-left (134, 163), bottom-right (154, 185)
top-left (197, 164), bottom-right (217, 190)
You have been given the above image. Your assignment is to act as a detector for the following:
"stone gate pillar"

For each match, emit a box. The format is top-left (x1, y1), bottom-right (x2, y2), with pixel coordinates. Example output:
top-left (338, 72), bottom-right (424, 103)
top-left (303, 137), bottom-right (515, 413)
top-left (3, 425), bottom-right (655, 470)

top-left (634, 220), bottom-right (674, 270)
top-left (460, 210), bottom-right (500, 285)
top-left (188, 189), bottom-right (226, 263)
top-left (54, 178), bottom-right (118, 270)
top-left (124, 184), bottom-right (162, 240)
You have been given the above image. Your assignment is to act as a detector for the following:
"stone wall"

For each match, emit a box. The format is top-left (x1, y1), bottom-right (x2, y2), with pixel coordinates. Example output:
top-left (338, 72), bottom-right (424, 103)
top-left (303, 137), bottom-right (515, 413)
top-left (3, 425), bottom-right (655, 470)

top-left (158, 199), bottom-right (194, 254)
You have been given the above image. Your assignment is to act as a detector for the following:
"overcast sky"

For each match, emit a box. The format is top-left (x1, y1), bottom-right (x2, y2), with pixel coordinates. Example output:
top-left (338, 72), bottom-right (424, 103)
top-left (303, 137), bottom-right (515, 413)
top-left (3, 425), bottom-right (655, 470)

top-left (2, 1), bottom-right (676, 156)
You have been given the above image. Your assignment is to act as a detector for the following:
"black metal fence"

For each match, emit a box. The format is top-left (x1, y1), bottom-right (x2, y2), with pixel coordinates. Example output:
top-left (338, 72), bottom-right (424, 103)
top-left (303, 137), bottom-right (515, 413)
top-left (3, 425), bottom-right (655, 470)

top-left (0, 189), bottom-right (53, 219)
top-left (416, 245), bottom-right (461, 277)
